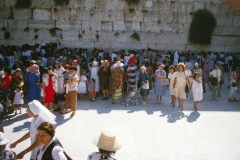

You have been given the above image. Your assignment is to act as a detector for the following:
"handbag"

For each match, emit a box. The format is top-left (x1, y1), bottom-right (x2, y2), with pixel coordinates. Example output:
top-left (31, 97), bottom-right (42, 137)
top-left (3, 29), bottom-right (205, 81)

top-left (114, 87), bottom-right (122, 99)
top-left (161, 78), bottom-right (169, 86)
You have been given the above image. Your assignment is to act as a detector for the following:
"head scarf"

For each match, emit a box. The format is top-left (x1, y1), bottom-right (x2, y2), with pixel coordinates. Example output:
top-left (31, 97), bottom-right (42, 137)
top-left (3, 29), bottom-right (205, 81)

top-left (28, 100), bottom-right (56, 125)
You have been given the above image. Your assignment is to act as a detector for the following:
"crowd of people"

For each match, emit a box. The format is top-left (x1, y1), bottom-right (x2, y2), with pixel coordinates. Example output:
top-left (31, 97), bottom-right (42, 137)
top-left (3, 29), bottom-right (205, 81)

top-left (0, 42), bottom-right (240, 159)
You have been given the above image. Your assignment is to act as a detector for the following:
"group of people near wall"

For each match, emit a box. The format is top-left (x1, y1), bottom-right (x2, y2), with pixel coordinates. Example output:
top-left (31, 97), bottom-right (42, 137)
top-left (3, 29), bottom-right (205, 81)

top-left (0, 42), bottom-right (239, 159)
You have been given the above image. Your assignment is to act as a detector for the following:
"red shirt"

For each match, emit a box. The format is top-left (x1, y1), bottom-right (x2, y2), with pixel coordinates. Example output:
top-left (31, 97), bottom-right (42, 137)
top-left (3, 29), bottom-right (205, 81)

top-left (0, 75), bottom-right (12, 88)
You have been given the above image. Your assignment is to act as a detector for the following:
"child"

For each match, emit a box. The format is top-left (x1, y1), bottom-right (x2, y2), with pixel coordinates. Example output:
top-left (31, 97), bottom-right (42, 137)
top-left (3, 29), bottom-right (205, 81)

top-left (168, 65), bottom-right (176, 106)
top-left (228, 71), bottom-right (238, 102)
top-left (78, 70), bottom-right (88, 101)
top-left (0, 132), bottom-right (16, 159)
top-left (190, 72), bottom-right (203, 112)
top-left (89, 79), bottom-right (96, 101)
top-left (13, 86), bottom-right (24, 115)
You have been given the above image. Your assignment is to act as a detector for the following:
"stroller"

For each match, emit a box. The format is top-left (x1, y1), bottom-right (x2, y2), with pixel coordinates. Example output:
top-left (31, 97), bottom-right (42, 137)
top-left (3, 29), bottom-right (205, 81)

top-left (122, 86), bottom-right (140, 107)
top-left (0, 89), bottom-right (14, 117)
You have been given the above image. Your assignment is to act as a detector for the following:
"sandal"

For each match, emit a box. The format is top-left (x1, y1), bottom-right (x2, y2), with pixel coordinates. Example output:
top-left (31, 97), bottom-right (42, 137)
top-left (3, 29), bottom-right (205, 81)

top-left (70, 112), bottom-right (75, 117)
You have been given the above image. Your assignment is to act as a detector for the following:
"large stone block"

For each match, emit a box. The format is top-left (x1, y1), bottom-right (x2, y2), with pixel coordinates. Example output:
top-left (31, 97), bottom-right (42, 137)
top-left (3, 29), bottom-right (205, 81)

top-left (171, 1), bottom-right (180, 12)
top-left (212, 36), bottom-right (239, 46)
top-left (90, 20), bottom-right (101, 31)
top-left (215, 15), bottom-right (233, 26)
top-left (32, 0), bottom-right (52, 8)
top-left (0, 8), bottom-right (10, 19)
top-left (4, 0), bottom-right (15, 7)
top-left (76, 10), bottom-right (91, 21)
top-left (94, 41), bottom-right (113, 49)
top-left (0, 0), bottom-right (4, 7)
top-left (52, 8), bottom-right (77, 21)
top-left (101, 11), bottom-right (113, 21)
top-left (113, 21), bottom-right (126, 31)
top-left (233, 16), bottom-right (240, 26)
top-left (7, 20), bottom-right (17, 30)
top-left (112, 11), bottom-right (124, 21)
top-left (61, 30), bottom-right (79, 40)
top-left (10, 30), bottom-right (36, 41)
top-left (101, 21), bottom-right (113, 31)
top-left (56, 21), bottom-right (82, 30)
top-left (33, 9), bottom-right (51, 20)
top-left (141, 22), bottom-right (161, 33)
top-left (75, 40), bottom-right (94, 48)
top-left (81, 20), bottom-right (91, 32)
top-left (13, 9), bottom-right (32, 20)
top-left (180, 2), bottom-right (194, 13)
top-left (106, 0), bottom-right (118, 11)
top-left (0, 20), bottom-right (7, 29)
top-left (213, 26), bottom-right (233, 36)
top-left (16, 20), bottom-right (28, 29)
top-left (28, 20), bottom-right (55, 29)
top-left (224, 45), bottom-right (240, 52)
top-left (85, 0), bottom-right (96, 10)
top-left (233, 27), bottom-right (240, 36)
top-left (193, 3), bottom-right (204, 11)
top-left (69, 0), bottom-right (85, 10)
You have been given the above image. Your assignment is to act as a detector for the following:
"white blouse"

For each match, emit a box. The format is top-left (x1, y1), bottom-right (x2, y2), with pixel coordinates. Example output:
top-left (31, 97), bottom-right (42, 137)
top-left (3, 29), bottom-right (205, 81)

top-left (37, 137), bottom-right (66, 160)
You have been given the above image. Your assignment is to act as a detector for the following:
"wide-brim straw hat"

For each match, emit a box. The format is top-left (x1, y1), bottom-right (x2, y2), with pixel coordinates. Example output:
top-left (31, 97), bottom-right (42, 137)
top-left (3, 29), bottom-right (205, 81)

top-left (114, 61), bottom-right (123, 68)
top-left (159, 63), bottom-right (165, 67)
top-left (93, 129), bottom-right (122, 152)
top-left (177, 62), bottom-right (185, 69)
top-left (101, 60), bottom-right (109, 66)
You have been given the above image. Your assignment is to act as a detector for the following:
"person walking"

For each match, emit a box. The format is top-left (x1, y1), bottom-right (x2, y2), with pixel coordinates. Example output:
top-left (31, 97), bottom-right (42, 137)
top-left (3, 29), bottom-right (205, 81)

top-left (168, 65), bottom-right (176, 106)
top-left (10, 100), bottom-right (56, 159)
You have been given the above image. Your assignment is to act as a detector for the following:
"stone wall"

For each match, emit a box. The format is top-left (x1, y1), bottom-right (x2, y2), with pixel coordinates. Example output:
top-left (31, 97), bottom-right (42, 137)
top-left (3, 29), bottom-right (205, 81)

top-left (0, 0), bottom-right (239, 52)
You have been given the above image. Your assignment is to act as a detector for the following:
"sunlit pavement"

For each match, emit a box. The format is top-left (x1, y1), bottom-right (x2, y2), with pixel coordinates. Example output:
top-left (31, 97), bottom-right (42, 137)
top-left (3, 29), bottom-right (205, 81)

top-left (3, 82), bottom-right (240, 160)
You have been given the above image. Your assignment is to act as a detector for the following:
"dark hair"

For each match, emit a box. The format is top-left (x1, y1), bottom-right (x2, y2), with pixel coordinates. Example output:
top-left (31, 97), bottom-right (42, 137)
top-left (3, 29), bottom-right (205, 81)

top-left (4, 67), bottom-right (11, 75)
top-left (91, 78), bottom-right (95, 83)
top-left (37, 122), bottom-right (55, 138)
top-left (193, 72), bottom-right (199, 79)
top-left (48, 66), bottom-right (53, 71)
top-left (16, 86), bottom-right (22, 90)
top-left (69, 66), bottom-right (77, 71)
top-left (98, 148), bottom-right (116, 156)
top-left (169, 65), bottom-right (175, 70)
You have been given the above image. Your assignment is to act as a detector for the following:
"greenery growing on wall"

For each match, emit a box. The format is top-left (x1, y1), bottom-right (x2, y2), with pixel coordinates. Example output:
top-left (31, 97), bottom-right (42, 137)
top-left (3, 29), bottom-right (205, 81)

top-left (131, 31), bottom-right (140, 41)
top-left (54, 0), bottom-right (70, 6)
top-left (49, 27), bottom-right (62, 37)
top-left (188, 9), bottom-right (216, 45)
top-left (15, 0), bottom-right (32, 9)
top-left (4, 31), bottom-right (10, 39)
top-left (124, 0), bottom-right (140, 5)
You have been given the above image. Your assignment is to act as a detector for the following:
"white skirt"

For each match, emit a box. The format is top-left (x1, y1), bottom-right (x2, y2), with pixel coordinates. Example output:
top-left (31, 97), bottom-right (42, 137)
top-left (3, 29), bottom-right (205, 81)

top-left (192, 91), bottom-right (203, 101)
top-left (78, 82), bottom-right (87, 94)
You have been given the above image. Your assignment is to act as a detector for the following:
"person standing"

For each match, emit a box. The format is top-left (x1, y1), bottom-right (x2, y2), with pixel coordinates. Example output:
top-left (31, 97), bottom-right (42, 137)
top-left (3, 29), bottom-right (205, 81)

top-left (10, 100), bottom-right (56, 159)
top-left (154, 64), bottom-right (167, 104)
top-left (209, 64), bottom-right (221, 100)
top-left (90, 61), bottom-right (100, 96)
top-left (190, 72), bottom-right (203, 112)
top-left (139, 66), bottom-right (150, 105)
top-left (173, 63), bottom-right (190, 110)
top-left (98, 60), bottom-right (111, 100)
top-left (61, 66), bottom-right (79, 117)
top-left (78, 70), bottom-right (88, 101)
top-left (42, 67), bottom-right (58, 111)
top-left (110, 61), bottom-right (124, 104)
top-left (168, 65), bottom-right (176, 106)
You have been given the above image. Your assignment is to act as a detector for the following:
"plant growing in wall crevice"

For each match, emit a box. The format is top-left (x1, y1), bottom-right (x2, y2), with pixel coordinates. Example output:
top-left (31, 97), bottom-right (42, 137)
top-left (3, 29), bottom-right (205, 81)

top-left (49, 27), bottom-right (62, 37)
top-left (188, 9), bottom-right (216, 45)
top-left (4, 31), bottom-right (11, 40)
top-left (125, 0), bottom-right (140, 5)
top-left (131, 31), bottom-right (140, 41)
top-left (15, 0), bottom-right (32, 9)
top-left (54, 0), bottom-right (70, 6)
top-left (24, 27), bottom-right (29, 32)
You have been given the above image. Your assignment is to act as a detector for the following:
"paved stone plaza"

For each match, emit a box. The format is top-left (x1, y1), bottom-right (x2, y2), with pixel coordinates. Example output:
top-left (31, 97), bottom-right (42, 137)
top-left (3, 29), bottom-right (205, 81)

top-left (3, 83), bottom-right (240, 160)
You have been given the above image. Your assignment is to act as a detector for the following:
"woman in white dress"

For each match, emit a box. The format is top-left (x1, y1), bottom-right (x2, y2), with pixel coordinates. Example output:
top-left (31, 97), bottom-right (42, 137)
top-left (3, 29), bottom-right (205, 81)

top-left (190, 72), bottom-right (203, 112)
top-left (90, 61), bottom-right (100, 94)
top-left (78, 70), bottom-right (87, 101)
top-left (13, 86), bottom-right (24, 114)
top-left (173, 63), bottom-right (190, 110)
top-left (53, 61), bottom-right (65, 94)
top-left (168, 65), bottom-right (176, 106)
